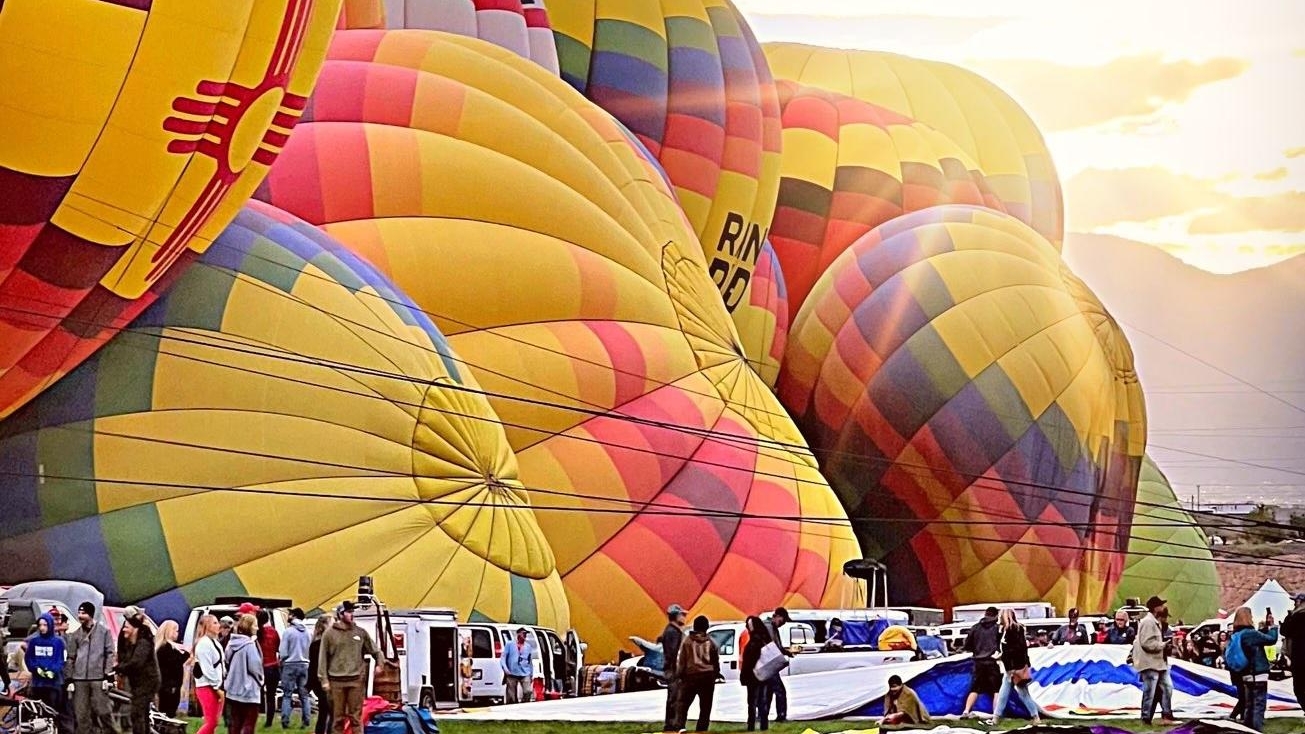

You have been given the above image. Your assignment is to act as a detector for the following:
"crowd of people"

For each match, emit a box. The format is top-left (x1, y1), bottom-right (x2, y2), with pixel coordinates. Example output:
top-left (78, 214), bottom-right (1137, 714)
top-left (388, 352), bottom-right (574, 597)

top-left (3, 600), bottom-right (381, 734)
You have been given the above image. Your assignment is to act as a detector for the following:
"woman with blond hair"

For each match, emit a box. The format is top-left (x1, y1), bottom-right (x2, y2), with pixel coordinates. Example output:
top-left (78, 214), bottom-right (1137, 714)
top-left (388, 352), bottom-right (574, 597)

top-left (193, 615), bottom-right (225, 734)
top-left (1228, 606), bottom-right (1278, 731)
top-left (993, 608), bottom-right (1041, 725)
top-left (154, 620), bottom-right (190, 717)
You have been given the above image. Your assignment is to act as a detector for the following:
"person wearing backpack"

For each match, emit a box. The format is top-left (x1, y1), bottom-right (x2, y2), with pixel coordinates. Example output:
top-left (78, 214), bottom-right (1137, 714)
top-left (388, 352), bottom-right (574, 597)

top-left (1227, 606), bottom-right (1279, 731)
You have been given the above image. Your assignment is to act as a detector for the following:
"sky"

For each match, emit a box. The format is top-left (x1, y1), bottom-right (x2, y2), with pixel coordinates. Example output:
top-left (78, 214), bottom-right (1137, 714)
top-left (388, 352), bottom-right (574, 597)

top-left (735, 0), bottom-right (1305, 274)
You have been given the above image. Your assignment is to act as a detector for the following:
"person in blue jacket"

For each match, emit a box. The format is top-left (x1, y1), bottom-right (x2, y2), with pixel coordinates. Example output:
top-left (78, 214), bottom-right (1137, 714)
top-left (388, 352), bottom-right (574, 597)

top-left (25, 613), bottom-right (67, 714)
top-left (1229, 605), bottom-right (1279, 732)
top-left (499, 628), bottom-right (537, 704)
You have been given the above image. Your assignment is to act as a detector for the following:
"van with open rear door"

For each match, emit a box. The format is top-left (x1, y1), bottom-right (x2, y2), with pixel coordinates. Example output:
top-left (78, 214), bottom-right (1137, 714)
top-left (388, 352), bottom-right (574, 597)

top-left (353, 606), bottom-right (460, 711)
top-left (456, 623), bottom-right (585, 703)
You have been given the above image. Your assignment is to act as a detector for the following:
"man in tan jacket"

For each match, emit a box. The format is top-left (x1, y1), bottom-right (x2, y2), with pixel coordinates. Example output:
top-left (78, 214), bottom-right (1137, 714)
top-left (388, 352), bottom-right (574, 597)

top-left (319, 601), bottom-right (378, 734)
top-left (674, 616), bottom-right (721, 732)
top-left (1132, 595), bottom-right (1178, 726)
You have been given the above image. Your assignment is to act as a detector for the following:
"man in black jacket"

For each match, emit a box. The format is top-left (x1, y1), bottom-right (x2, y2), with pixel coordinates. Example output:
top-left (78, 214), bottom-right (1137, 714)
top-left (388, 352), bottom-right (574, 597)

top-left (660, 603), bottom-right (687, 733)
top-left (1281, 592), bottom-right (1305, 709)
top-left (961, 607), bottom-right (1002, 718)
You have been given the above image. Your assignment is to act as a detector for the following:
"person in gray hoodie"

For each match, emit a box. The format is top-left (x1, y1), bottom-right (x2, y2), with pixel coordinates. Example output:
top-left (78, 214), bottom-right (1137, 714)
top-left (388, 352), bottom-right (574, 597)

top-left (224, 614), bottom-right (266, 734)
top-left (65, 602), bottom-right (118, 734)
top-left (279, 608), bottom-right (313, 728)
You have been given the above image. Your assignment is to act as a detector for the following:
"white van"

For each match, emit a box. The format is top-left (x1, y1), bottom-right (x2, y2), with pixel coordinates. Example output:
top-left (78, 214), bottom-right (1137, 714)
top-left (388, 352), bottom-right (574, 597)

top-left (456, 622), bottom-right (584, 704)
top-left (707, 621), bottom-right (913, 681)
top-left (182, 596), bottom-right (292, 649)
top-left (353, 607), bottom-right (460, 711)
top-left (938, 602), bottom-right (1059, 650)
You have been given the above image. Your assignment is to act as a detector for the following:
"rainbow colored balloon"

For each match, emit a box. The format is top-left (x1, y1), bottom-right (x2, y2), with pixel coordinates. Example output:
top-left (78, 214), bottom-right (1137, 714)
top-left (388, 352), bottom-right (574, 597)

top-left (732, 241), bottom-right (788, 388)
top-left (550, 0), bottom-right (783, 320)
top-left (0, 201), bottom-right (567, 629)
top-left (0, 0), bottom-right (342, 420)
top-left (257, 31), bottom-right (858, 658)
top-left (779, 205), bottom-right (1145, 611)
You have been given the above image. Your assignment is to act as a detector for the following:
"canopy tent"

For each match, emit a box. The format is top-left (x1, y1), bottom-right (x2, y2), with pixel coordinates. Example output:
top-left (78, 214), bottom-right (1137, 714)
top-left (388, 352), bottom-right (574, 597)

top-left (443, 646), bottom-right (1299, 723)
top-left (1238, 579), bottom-right (1293, 622)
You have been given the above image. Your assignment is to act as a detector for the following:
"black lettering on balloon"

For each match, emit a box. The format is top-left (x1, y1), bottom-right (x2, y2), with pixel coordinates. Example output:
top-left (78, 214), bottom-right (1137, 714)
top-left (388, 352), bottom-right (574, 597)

top-left (722, 268), bottom-right (750, 312)
top-left (718, 211), bottom-right (745, 256)
top-left (709, 257), bottom-right (731, 290)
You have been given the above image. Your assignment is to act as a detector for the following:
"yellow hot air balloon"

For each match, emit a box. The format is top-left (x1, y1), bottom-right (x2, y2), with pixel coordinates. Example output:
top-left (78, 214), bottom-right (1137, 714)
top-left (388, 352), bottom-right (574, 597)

top-left (0, 0), bottom-right (342, 420)
top-left (763, 43), bottom-right (1063, 250)
top-left (0, 201), bottom-right (567, 629)
top-left (257, 30), bottom-right (859, 657)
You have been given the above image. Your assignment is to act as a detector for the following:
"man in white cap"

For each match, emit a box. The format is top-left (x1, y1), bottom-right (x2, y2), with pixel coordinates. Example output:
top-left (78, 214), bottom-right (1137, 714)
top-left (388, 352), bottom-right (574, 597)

top-left (659, 603), bottom-right (687, 733)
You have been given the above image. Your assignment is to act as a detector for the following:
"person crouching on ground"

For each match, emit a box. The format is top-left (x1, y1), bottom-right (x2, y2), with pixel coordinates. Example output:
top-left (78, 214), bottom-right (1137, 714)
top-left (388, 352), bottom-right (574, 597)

top-left (500, 628), bottom-right (537, 704)
top-left (993, 609), bottom-right (1041, 726)
top-left (882, 675), bottom-right (930, 726)
top-left (675, 615), bottom-right (721, 733)
top-left (319, 601), bottom-right (378, 734)
top-left (116, 616), bottom-right (160, 734)
top-left (960, 606), bottom-right (1002, 718)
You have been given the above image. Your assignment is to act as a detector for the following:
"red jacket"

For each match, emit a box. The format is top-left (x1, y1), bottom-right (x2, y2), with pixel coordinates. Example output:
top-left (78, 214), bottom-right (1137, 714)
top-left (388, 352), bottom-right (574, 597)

top-left (259, 625), bottom-right (281, 668)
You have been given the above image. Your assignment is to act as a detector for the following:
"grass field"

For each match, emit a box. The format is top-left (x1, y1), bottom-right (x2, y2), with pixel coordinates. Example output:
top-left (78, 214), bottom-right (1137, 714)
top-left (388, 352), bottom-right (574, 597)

top-left (185, 716), bottom-right (1303, 734)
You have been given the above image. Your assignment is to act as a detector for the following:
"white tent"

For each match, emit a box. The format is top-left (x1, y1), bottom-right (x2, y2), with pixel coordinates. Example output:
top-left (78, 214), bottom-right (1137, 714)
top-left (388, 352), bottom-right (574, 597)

top-left (1239, 578), bottom-right (1294, 622)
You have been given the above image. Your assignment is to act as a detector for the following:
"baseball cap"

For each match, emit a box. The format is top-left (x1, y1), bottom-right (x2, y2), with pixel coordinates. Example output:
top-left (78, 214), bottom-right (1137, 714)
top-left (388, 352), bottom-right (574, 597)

top-left (237, 602), bottom-right (259, 615)
top-left (1294, 592), bottom-right (1305, 603)
top-left (338, 600), bottom-right (357, 613)
top-left (667, 603), bottom-right (686, 615)
top-left (1145, 595), bottom-right (1167, 609)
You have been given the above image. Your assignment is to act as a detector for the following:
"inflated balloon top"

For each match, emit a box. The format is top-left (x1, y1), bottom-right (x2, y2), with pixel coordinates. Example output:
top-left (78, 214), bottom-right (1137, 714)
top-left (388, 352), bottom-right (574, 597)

top-left (764, 43), bottom-right (1064, 250)
top-left (338, 0), bottom-right (560, 74)
top-left (769, 78), bottom-right (1011, 321)
top-left (258, 30), bottom-right (858, 657)
top-left (550, 0), bottom-right (783, 318)
top-left (0, 0), bottom-right (342, 420)
top-left (780, 205), bottom-right (1144, 611)
top-left (0, 201), bottom-right (568, 628)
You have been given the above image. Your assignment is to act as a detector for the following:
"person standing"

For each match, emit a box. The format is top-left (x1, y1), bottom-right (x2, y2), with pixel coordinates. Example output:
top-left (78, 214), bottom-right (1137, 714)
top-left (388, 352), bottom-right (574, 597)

top-left (1053, 609), bottom-right (1090, 646)
top-left (993, 609), bottom-right (1041, 725)
top-left (256, 611), bottom-right (282, 728)
top-left (739, 617), bottom-right (773, 731)
top-left (960, 606), bottom-right (1002, 719)
top-left (1280, 592), bottom-right (1305, 710)
top-left (1105, 612), bottom-right (1137, 645)
top-left (1229, 606), bottom-right (1279, 732)
top-left (660, 603), bottom-right (688, 733)
top-left (224, 615), bottom-right (265, 734)
top-left (193, 615), bottom-right (226, 734)
top-left (116, 617), bottom-right (160, 734)
top-left (674, 616), bottom-right (720, 733)
top-left (66, 601), bottom-right (118, 734)
top-left (318, 601), bottom-right (378, 734)
top-left (307, 617), bottom-right (333, 734)
top-left (499, 628), bottom-right (537, 704)
top-left (279, 609), bottom-right (313, 728)
top-left (23, 614), bottom-right (66, 716)
top-left (1133, 596), bottom-right (1178, 726)
top-left (764, 608), bottom-right (793, 723)
top-left (154, 620), bottom-right (189, 718)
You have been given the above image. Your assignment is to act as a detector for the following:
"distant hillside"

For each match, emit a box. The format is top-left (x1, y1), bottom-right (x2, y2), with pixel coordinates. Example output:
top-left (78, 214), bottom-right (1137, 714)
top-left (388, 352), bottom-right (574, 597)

top-left (1063, 234), bottom-right (1305, 502)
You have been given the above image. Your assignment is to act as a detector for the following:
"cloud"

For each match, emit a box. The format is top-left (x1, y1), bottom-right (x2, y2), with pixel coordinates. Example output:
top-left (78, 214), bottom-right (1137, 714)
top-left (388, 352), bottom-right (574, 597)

top-left (1188, 192), bottom-right (1305, 233)
top-left (1254, 167), bottom-right (1289, 182)
top-left (1065, 167), bottom-right (1222, 229)
top-left (972, 55), bottom-right (1248, 131)
top-left (746, 12), bottom-right (1010, 47)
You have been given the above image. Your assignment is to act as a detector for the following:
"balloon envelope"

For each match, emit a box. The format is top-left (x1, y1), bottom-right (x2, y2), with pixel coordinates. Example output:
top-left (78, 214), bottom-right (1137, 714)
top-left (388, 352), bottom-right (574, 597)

top-left (0, 0), bottom-right (341, 420)
top-left (0, 201), bottom-right (567, 628)
top-left (258, 30), bottom-right (858, 657)
top-left (732, 240), bottom-right (788, 388)
top-left (779, 205), bottom-right (1144, 611)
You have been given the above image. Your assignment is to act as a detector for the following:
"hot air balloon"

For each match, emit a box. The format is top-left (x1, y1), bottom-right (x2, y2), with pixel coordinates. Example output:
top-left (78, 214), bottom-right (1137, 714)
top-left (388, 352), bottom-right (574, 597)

top-left (257, 30), bottom-right (858, 657)
top-left (732, 241), bottom-right (788, 388)
top-left (763, 43), bottom-right (1063, 250)
top-left (0, 201), bottom-right (567, 628)
top-left (0, 0), bottom-right (341, 421)
top-left (1113, 456), bottom-right (1220, 621)
top-left (769, 79), bottom-right (1010, 319)
top-left (550, 0), bottom-right (783, 320)
top-left (779, 205), bottom-right (1145, 612)
top-left (338, 0), bottom-right (560, 74)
